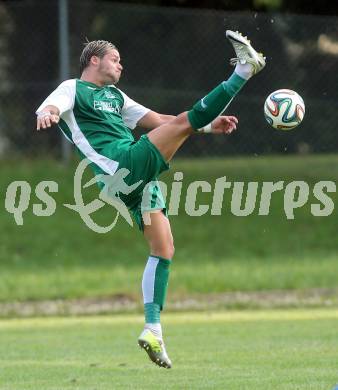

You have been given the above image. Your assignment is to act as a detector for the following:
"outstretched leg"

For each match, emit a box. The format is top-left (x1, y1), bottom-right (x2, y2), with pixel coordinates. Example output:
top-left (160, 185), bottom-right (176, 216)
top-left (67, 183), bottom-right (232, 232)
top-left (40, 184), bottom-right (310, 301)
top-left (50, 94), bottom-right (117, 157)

top-left (147, 30), bottom-right (266, 162)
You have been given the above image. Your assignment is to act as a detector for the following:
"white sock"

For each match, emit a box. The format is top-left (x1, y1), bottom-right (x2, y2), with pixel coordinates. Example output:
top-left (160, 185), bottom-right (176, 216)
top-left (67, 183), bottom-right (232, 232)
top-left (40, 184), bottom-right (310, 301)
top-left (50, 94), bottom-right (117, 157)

top-left (145, 323), bottom-right (163, 340)
top-left (235, 62), bottom-right (254, 80)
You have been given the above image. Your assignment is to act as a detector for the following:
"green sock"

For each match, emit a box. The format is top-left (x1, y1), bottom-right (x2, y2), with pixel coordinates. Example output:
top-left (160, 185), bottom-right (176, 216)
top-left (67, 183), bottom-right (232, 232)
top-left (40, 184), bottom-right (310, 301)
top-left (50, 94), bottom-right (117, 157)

top-left (142, 255), bottom-right (171, 323)
top-left (187, 72), bottom-right (247, 130)
top-left (144, 303), bottom-right (161, 323)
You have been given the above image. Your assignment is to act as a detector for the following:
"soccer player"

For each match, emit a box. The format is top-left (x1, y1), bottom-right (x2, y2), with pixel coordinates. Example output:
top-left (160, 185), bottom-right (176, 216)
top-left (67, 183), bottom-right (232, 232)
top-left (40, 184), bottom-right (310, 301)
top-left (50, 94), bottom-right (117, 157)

top-left (36, 30), bottom-right (265, 369)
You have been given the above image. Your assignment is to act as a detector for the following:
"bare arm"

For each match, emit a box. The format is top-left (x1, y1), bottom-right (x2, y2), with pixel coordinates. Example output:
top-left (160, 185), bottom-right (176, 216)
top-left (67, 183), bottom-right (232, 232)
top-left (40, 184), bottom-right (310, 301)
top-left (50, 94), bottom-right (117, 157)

top-left (137, 110), bottom-right (176, 130)
top-left (158, 114), bottom-right (176, 122)
top-left (36, 105), bottom-right (60, 130)
top-left (137, 109), bottom-right (238, 136)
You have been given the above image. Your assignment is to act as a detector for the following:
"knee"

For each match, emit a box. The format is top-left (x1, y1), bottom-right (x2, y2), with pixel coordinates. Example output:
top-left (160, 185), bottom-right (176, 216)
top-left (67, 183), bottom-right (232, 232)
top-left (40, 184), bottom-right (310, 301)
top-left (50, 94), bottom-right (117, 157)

top-left (166, 234), bottom-right (175, 259)
top-left (167, 242), bottom-right (175, 259)
top-left (152, 241), bottom-right (175, 260)
top-left (172, 112), bottom-right (192, 131)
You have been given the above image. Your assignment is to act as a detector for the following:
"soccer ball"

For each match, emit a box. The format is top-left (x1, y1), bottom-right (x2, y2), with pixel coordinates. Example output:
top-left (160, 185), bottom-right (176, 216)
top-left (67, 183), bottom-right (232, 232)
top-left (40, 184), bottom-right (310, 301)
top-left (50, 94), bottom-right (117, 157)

top-left (264, 89), bottom-right (305, 130)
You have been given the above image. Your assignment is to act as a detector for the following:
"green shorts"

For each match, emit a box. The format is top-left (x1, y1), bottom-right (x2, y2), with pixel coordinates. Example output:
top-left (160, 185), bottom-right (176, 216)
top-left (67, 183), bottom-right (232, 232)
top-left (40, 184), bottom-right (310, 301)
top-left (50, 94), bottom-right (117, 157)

top-left (89, 134), bottom-right (169, 230)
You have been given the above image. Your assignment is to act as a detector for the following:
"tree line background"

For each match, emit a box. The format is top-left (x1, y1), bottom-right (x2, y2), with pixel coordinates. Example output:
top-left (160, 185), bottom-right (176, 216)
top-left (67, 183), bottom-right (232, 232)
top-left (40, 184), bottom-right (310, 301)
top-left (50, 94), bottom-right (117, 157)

top-left (98, 0), bottom-right (338, 15)
top-left (0, 0), bottom-right (337, 156)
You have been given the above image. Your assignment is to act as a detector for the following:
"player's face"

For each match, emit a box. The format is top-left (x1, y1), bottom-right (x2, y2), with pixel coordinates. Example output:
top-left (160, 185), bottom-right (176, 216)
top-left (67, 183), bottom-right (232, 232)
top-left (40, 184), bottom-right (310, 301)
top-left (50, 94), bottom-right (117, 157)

top-left (97, 49), bottom-right (123, 84)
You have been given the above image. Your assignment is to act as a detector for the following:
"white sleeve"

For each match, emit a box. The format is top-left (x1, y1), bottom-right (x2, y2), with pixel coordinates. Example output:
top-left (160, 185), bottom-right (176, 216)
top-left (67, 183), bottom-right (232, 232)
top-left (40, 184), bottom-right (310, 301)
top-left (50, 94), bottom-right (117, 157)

top-left (119, 89), bottom-right (150, 129)
top-left (36, 79), bottom-right (76, 116)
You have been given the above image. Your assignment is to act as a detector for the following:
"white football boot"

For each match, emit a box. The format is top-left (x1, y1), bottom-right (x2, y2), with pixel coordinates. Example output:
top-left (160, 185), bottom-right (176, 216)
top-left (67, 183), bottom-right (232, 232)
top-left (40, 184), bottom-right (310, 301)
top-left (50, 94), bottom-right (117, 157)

top-left (226, 30), bottom-right (266, 75)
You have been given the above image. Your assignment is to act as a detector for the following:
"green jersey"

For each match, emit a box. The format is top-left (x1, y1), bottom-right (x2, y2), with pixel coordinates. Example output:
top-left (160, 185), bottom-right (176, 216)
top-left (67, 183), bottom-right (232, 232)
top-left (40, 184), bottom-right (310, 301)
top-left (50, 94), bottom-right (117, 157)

top-left (36, 79), bottom-right (150, 175)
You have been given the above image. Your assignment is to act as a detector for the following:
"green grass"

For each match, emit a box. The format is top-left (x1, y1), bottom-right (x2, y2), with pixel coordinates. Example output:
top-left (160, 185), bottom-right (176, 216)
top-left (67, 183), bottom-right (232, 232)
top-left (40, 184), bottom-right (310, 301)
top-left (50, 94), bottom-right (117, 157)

top-left (0, 155), bottom-right (337, 302)
top-left (0, 309), bottom-right (337, 389)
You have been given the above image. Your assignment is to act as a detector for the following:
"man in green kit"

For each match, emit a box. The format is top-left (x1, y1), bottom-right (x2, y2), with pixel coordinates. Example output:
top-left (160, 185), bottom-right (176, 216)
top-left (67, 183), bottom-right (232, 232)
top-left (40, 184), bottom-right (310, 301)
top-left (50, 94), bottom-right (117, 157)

top-left (36, 30), bottom-right (265, 369)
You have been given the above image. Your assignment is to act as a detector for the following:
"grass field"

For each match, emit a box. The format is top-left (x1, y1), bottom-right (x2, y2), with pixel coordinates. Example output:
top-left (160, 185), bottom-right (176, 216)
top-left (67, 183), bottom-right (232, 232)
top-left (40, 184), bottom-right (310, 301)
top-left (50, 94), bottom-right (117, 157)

top-left (0, 155), bottom-right (337, 303)
top-left (0, 309), bottom-right (337, 389)
top-left (1, 156), bottom-right (337, 388)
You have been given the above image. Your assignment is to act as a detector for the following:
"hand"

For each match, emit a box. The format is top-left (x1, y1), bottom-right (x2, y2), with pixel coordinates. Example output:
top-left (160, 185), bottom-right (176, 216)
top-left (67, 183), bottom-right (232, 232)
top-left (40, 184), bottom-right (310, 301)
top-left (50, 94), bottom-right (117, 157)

top-left (36, 112), bottom-right (60, 130)
top-left (211, 116), bottom-right (238, 135)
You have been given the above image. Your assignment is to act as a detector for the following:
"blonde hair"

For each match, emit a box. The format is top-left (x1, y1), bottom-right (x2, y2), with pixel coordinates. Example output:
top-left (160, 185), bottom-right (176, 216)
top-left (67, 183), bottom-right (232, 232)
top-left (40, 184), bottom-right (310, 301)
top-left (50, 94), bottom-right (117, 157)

top-left (80, 40), bottom-right (117, 73)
